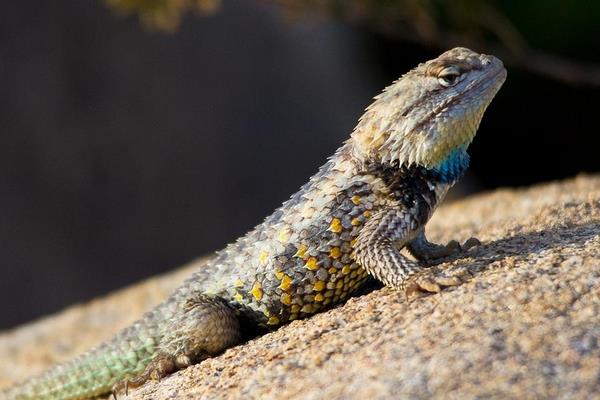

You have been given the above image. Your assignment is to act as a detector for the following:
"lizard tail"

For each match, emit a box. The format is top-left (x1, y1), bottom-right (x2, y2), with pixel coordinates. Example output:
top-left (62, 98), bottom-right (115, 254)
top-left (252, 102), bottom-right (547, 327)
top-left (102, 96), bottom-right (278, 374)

top-left (2, 309), bottom-right (162, 400)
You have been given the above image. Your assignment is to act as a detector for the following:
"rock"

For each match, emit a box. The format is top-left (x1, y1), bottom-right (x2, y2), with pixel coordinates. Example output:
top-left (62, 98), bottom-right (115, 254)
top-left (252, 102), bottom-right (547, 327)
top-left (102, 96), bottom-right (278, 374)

top-left (1, 175), bottom-right (599, 399)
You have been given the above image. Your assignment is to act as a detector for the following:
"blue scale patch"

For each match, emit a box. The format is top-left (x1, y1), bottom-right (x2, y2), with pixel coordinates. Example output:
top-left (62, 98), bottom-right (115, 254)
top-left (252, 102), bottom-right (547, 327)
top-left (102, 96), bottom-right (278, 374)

top-left (433, 147), bottom-right (470, 184)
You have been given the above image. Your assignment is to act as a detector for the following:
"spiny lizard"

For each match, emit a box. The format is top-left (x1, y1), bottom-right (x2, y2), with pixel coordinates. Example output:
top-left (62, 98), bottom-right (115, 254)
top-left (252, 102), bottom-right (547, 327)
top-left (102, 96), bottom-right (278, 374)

top-left (3, 47), bottom-right (506, 400)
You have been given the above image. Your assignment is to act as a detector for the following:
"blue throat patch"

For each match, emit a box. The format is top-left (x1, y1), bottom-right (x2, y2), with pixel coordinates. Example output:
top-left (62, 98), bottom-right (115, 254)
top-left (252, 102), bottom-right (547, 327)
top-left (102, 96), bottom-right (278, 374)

top-left (432, 148), bottom-right (470, 184)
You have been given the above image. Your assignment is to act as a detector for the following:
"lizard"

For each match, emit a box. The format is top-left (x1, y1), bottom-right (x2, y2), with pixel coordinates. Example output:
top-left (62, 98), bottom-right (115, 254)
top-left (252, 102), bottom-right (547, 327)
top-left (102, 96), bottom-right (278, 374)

top-left (2, 47), bottom-right (506, 400)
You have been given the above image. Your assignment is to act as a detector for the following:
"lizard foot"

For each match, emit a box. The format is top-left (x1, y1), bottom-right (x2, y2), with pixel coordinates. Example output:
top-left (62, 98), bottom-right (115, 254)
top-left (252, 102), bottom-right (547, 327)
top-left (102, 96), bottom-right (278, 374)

top-left (111, 295), bottom-right (241, 398)
top-left (427, 237), bottom-right (481, 261)
top-left (402, 266), bottom-right (471, 298)
top-left (407, 232), bottom-right (482, 263)
top-left (111, 353), bottom-right (178, 397)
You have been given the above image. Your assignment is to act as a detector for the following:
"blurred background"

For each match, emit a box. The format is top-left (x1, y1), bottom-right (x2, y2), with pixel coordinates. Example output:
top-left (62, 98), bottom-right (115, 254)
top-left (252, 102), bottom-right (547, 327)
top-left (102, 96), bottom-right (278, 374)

top-left (1, 0), bottom-right (599, 329)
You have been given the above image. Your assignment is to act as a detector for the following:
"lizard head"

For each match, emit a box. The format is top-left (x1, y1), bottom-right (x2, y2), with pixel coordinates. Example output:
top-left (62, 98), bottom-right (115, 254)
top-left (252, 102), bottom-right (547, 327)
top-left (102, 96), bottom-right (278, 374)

top-left (351, 47), bottom-right (506, 175)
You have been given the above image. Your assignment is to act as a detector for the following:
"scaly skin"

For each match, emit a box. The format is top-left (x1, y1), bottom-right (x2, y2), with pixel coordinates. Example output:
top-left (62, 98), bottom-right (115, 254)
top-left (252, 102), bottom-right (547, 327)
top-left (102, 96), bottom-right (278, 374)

top-left (2, 47), bottom-right (506, 400)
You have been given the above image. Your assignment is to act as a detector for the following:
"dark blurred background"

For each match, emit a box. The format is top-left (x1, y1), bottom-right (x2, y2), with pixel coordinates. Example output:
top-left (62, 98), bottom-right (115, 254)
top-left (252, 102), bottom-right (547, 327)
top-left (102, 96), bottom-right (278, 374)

top-left (1, 0), bottom-right (599, 329)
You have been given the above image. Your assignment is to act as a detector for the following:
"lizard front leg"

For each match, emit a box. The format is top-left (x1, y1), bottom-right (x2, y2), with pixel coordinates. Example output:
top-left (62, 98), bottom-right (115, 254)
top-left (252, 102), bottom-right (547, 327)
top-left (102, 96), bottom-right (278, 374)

top-left (407, 229), bottom-right (480, 262)
top-left (112, 294), bottom-right (241, 396)
top-left (353, 208), bottom-right (465, 294)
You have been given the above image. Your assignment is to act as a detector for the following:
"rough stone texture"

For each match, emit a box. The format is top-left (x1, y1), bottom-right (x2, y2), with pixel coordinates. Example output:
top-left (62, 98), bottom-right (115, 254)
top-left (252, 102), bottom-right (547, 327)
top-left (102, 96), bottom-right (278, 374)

top-left (1, 175), bottom-right (599, 399)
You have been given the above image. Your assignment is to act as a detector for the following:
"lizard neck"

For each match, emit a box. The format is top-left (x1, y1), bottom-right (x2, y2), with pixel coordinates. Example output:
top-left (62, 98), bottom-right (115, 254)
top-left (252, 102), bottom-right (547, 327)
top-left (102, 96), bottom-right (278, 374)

top-left (430, 147), bottom-right (470, 185)
top-left (360, 145), bottom-right (469, 190)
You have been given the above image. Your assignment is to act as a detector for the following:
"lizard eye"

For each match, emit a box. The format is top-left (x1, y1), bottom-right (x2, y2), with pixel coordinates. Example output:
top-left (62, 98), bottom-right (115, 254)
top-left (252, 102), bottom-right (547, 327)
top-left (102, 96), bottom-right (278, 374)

top-left (437, 66), bottom-right (461, 87)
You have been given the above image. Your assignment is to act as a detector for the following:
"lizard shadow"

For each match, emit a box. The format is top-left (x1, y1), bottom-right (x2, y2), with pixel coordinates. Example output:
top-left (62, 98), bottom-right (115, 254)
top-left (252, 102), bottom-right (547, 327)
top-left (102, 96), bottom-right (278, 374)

top-left (448, 219), bottom-right (598, 270)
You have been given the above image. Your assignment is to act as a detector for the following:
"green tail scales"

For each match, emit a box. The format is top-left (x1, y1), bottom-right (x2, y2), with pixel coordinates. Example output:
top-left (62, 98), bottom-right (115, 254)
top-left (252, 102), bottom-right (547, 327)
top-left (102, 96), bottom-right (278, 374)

top-left (2, 312), bottom-right (160, 400)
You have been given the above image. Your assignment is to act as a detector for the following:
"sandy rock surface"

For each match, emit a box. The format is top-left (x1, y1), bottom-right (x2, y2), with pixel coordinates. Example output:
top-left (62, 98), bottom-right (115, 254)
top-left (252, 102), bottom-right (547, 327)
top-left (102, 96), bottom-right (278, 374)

top-left (1, 175), bottom-right (599, 399)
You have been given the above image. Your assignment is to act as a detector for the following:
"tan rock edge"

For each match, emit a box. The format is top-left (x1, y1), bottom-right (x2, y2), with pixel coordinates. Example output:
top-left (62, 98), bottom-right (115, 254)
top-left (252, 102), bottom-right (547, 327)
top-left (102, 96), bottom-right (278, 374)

top-left (1, 175), bottom-right (599, 399)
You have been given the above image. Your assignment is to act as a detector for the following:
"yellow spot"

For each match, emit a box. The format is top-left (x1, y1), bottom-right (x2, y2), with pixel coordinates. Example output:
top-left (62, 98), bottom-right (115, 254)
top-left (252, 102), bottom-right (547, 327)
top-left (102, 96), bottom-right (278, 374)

top-left (234, 279), bottom-right (244, 288)
top-left (363, 210), bottom-right (372, 218)
top-left (267, 316), bottom-right (280, 325)
top-left (342, 265), bottom-right (351, 275)
top-left (233, 292), bottom-right (243, 302)
top-left (289, 313), bottom-right (298, 321)
top-left (294, 244), bottom-right (308, 259)
top-left (328, 267), bottom-right (338, 274)
top-left (313, 281), bottom-right (325, 291)
top-left (314, 293), bottom-right (324, 302)
top-left (301, 304), bottom-right (314, 313)
top-left (336, 280), bottom-right (344, 289)
top-left (291, 304), bottom-right (301, 313)
top-left (329, 247), bottom-right (341, 259)
top-left (305, 257), bottom-right (319, 271)
top-left (250, 282), bottom-right (263, 301)
top-left (278, 229), bottom-right (290, 243)
top-left (281, 293), bottom-right (292, 305)
top-left (279, 274), bottom-right (292, 291)
top-left (350, 239), bottom-right (357, 247)
top-left (258, 250), bottom-right (269, 265)
top-left (329, 218), bottom-right (343, 233)
top-left (351, 195), bottom-right (361, 205)
top-left (275, 270), bottom-right (284, 280)
top-left (351, 218), bottom-right (361, 226)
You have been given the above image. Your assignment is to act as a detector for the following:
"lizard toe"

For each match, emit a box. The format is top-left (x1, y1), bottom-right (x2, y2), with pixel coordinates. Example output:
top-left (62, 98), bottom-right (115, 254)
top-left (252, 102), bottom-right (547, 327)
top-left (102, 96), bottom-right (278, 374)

top-left (403, 267), bottom-right (465, 297)
top-left (463, 237), bottom-right (482, 250)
